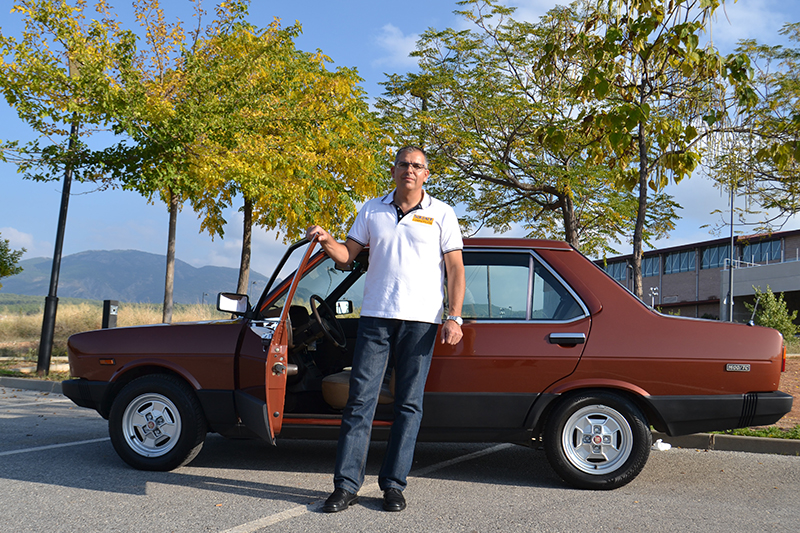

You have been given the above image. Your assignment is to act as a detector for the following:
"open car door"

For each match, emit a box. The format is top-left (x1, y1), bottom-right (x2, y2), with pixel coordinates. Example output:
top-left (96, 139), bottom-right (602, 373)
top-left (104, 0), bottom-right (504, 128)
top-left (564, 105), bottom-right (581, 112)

top-left (234, 238), bottom-right (319, 445)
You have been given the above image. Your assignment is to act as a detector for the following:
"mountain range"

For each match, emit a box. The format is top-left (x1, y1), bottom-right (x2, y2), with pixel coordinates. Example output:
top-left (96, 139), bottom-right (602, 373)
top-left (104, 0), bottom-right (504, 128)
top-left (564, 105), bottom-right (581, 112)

top-left (1, 250), bottom-right (270, 304)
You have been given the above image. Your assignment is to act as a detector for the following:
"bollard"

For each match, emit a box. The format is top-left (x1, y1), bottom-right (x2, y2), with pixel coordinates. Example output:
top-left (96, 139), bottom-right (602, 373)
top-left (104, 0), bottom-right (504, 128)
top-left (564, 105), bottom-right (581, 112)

top-left (102, 300), bottom-right (119, 329)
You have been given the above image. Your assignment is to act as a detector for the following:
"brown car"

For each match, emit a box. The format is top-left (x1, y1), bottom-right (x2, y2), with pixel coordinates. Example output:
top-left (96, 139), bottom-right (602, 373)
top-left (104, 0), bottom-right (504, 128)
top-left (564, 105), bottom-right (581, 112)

top-left (63, 238), bottom-right (792, 489)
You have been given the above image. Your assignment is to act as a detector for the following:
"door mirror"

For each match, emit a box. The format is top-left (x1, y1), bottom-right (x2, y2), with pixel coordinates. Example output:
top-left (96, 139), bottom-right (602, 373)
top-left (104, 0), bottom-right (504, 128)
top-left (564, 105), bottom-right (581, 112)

top-left (335, 300), bottom-right (354, 316)
top-left (217, 292), bottom-right (250, 315)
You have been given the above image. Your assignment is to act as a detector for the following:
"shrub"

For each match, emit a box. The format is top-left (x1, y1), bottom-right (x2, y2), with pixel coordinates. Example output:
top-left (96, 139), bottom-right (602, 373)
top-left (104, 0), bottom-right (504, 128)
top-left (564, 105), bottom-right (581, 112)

top-left (744, 286), bottom-right (799, 341)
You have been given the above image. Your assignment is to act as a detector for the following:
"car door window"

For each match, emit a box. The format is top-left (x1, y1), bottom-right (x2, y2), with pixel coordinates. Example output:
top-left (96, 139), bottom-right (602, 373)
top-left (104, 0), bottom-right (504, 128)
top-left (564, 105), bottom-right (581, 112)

top-left (462, 251), bottom-right (585, 322)
top-left (463, 253), bottom-right (528, 319)
top-left (531, 260), bottom-right (584, 321)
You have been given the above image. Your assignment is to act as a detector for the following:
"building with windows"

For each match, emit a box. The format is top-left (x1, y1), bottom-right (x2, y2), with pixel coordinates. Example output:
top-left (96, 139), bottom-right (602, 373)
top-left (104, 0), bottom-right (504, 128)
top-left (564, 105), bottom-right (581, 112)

top-left (599, 229), bottom-right (800, 322)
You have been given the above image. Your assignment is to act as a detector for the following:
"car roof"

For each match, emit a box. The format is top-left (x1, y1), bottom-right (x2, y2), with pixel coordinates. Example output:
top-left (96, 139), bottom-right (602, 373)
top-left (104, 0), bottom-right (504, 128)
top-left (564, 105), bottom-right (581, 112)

top-left (462, 237), bottom-right (573, 251)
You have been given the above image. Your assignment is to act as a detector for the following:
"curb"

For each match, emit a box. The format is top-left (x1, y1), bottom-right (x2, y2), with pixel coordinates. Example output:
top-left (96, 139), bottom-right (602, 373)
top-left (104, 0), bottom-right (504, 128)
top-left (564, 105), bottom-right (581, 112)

top-left (652, 431), bottom-right (800, 456)
top-left (0, 376), bottom-right (62, 394)
top-left (1, 377), bottom-right (798, 456)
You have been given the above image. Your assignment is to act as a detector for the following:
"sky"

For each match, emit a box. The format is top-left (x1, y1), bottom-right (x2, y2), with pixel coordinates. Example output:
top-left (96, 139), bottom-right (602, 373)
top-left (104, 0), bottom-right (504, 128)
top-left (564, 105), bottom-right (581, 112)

top-left (2, 0), bottom-right (800, 280)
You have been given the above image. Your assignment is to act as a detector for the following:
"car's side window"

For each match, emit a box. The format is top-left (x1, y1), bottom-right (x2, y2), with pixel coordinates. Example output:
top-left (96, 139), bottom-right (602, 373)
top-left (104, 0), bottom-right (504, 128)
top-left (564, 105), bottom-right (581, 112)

top-left (463, 253), bottom-right (528, 320)
top-left (531, 260), bottom-right (584, 321)
top-left (462, 251), bottom-right (585, 322)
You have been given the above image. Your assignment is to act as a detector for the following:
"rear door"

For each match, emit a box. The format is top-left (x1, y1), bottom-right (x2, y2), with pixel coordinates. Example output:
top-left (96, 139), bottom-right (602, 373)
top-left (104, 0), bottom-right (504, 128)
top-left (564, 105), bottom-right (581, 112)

top-left (423, 249), bottom-right (590, 430)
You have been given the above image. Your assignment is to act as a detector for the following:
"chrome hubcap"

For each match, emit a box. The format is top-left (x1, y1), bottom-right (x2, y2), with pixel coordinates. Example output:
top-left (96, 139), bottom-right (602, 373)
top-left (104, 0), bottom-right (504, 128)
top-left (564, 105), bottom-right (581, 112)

top-left (561, 404), bottom-right (634, 475)
top-left (121, 392), bottom-right (182, 458)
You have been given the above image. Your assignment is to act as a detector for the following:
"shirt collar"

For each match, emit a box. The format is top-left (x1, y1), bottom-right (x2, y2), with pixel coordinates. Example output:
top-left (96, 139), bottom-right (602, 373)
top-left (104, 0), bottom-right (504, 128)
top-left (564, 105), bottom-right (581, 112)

top-left (381, 188), bottom-right (431, 208)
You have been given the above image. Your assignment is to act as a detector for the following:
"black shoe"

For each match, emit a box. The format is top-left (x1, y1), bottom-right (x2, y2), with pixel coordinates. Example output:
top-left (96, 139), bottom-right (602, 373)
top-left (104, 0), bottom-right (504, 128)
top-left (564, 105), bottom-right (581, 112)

top-left (382, 488), bottom-right (406, 512)
top-left (323, 488), bottom-right (359, 513)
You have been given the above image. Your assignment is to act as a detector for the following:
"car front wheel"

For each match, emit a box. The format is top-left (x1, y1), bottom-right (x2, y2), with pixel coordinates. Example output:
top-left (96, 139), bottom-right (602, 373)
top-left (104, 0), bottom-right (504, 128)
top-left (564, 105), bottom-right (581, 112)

top-left (543, 391), bottom-right (651, 490)
top-left (109, 374), bottom-right (207, 471)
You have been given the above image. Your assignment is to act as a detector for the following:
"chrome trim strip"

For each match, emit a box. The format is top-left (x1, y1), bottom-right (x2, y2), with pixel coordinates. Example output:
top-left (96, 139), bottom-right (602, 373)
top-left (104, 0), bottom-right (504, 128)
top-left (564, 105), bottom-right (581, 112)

top-left (460, 247), bottom-right (591, 324)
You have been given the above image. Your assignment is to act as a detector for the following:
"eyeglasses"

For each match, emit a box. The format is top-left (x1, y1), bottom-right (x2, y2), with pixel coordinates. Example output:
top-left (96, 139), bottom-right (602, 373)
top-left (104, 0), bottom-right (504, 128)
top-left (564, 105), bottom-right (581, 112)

top-left (395, 161), bottom-right (428, 171)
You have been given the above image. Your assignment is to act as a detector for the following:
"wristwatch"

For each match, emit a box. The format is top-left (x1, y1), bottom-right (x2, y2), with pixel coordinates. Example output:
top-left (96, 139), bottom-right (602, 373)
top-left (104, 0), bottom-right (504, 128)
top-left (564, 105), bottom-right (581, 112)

top-left (446, 315), bottom-right (463, 326)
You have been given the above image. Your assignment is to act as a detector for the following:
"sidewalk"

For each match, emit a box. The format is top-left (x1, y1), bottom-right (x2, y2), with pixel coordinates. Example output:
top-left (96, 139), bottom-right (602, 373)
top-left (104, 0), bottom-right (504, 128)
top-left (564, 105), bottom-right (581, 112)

top-left (2, 375), bottom-right (799, 456)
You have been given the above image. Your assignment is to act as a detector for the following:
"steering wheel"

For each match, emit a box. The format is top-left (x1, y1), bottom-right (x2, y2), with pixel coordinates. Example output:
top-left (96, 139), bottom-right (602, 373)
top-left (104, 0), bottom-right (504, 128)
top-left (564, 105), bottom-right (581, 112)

top-left (309, 294), bottom-right (347, 348)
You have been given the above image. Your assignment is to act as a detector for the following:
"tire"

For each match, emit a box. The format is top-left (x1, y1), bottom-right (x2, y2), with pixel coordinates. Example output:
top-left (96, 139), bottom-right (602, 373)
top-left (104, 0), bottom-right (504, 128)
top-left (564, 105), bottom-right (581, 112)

top-left (543, 391), bottom-right (651, 490)
top-left (109, 374), bottom-right (208, 471)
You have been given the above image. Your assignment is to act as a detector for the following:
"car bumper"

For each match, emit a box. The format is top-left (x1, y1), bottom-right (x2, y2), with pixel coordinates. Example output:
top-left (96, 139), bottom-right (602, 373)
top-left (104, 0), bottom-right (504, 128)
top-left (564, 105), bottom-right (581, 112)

top-left (61, 378), bottom-right (110, 417)
top-left (647, 391), bottom-right (794, 436)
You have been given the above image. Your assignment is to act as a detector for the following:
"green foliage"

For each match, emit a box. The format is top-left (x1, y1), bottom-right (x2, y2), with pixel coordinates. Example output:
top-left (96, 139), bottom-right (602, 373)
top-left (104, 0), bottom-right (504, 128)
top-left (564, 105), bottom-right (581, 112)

top-left (715, 425), bottom-right (800, 440)
top-left (1, 0), bottom-right (387, 238)
top-left (0, 235), bottom-right (25, 289)
top-left (377, 0), bottom-right (677, 256)
top-left (745, 286), bottom-right (799, 340)
top-left (1, 0), bottom-right (386, 321)
top-left (178, 16), bottom-right (387, 241)
top-left (549, 0), bottom-right (754, 297)
top-left (60, 0), bottom-right (387, 241)
top-left (0, 0), bottom-right (136, 183)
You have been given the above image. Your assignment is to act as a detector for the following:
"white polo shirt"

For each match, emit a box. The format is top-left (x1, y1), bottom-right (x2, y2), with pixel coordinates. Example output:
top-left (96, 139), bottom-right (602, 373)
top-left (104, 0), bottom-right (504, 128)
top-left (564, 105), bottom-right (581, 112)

top-left (347, 189), bottom-right (463, 324)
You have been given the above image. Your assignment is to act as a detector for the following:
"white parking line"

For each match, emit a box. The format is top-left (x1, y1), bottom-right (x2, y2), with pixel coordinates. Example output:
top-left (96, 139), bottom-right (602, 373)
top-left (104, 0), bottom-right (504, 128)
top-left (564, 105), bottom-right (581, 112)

top-left (220, 443), bottom-right (514, 533)
top-left (0, 437), bottom-right (110, 457)
top-left (1, 399), bottom-right (73, 408)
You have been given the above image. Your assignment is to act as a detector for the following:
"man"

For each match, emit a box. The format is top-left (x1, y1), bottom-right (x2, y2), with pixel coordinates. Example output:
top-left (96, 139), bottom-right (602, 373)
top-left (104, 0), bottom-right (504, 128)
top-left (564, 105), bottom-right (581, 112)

top-left (306, 146), bottom-right (465, 513)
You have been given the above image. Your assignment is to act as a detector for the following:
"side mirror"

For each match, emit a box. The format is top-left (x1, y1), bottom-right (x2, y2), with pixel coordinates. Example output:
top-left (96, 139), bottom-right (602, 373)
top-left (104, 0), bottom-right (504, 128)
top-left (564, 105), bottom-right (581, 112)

top-left (217, 292), bottom-right (250, 315)
top-left (335, 300), bottom-right (354, 316)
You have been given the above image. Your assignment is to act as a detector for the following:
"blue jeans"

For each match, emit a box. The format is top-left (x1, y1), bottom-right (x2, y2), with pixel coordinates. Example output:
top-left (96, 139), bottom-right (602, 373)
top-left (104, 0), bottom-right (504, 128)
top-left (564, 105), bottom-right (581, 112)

top-left (333, 316), bottom-right (438, 493)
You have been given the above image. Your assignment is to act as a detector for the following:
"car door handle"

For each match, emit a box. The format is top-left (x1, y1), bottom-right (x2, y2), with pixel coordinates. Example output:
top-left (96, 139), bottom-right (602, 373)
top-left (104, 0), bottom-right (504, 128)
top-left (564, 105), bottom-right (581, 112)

top-left (548, 333), bottom-right (586, 346)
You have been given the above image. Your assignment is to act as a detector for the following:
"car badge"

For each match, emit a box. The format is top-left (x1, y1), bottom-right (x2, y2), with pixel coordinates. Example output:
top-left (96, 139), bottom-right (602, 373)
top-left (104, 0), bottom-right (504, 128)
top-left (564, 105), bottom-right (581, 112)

top-left (725, 363), bottom-right (751, 372)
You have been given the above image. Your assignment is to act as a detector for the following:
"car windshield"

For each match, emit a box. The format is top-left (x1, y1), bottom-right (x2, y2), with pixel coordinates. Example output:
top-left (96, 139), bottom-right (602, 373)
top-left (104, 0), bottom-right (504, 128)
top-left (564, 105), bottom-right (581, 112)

top-left (260, 254), bottom-right (367, 319)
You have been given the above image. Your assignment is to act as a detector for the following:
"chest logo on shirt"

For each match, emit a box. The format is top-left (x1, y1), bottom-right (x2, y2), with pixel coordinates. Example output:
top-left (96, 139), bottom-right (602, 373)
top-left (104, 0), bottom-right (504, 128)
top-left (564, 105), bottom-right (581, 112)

top-left (411, 214), bottom-right (434, 225)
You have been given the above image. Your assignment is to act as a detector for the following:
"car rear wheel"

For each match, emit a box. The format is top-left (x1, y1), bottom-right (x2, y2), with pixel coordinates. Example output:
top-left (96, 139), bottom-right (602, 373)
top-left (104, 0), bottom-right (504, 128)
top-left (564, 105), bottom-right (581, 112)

top-left (543, 391), bottom-right (651, 490)
top-left (109, 374), bottom-right (207, 471)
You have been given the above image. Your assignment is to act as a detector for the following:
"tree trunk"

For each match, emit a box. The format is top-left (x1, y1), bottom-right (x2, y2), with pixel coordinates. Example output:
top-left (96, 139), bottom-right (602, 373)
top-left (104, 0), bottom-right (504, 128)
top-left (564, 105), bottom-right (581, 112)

top-left (236, 197), bottom-right (252, 295)
top-left (632, 120), bottom-right (648, 300)
top-left (560, 192), bottom-right (580, 248)
top-left (162, 189), bottom-right (179, 324)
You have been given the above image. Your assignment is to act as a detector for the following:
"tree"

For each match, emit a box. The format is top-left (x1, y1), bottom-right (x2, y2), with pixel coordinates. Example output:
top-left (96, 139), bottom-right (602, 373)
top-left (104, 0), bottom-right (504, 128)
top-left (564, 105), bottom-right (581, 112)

top-left (0, 0), bottom-right (132, 181)
top-left (3, 0), bottom-right (386, 323)
top-left (745, 286), bottom-right (799, 341)
top-left (0, 0), bottom-right (138, 373)
top-left (180, 18), bottom-right (386, 294)
top-left (551, 0), bottom-right (755, 297)
top-left (94, 0), bottom-right (230, 323)
top-left (93, 1), bottom-right (386, 303)
top-left (0, 0), bottom-right (197, 324)
top-left (0, 235), bottom-right (25, 289)
top-left (377, 0), bottom-right (678, 257)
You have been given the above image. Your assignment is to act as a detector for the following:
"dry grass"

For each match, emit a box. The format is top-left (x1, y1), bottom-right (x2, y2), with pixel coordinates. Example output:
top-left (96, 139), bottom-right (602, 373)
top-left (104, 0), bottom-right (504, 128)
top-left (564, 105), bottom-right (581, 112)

top-left (0, 302), bottom-right (227, 359)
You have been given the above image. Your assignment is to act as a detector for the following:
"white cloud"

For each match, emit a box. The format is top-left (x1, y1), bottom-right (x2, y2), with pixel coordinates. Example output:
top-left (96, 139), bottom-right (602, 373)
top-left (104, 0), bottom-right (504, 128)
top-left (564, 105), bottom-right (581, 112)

top-left (1, 227), bottom-right (33, 249)
top-left (0, 226), bottom-right (49, 259)
top-left (372, 24), bottom-right (420, 69)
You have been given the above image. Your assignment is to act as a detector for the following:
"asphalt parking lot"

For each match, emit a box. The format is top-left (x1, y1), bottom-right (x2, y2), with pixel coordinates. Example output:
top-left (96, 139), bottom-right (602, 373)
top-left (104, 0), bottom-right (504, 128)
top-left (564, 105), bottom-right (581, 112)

top-left (1, 384), bottom-right (799, 533)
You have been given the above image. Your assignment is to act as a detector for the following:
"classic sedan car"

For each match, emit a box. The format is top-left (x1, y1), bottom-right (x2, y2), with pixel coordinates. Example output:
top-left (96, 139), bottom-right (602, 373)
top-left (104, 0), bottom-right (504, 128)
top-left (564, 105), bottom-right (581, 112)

top-left (63, 238), bottom-right (793, 490)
